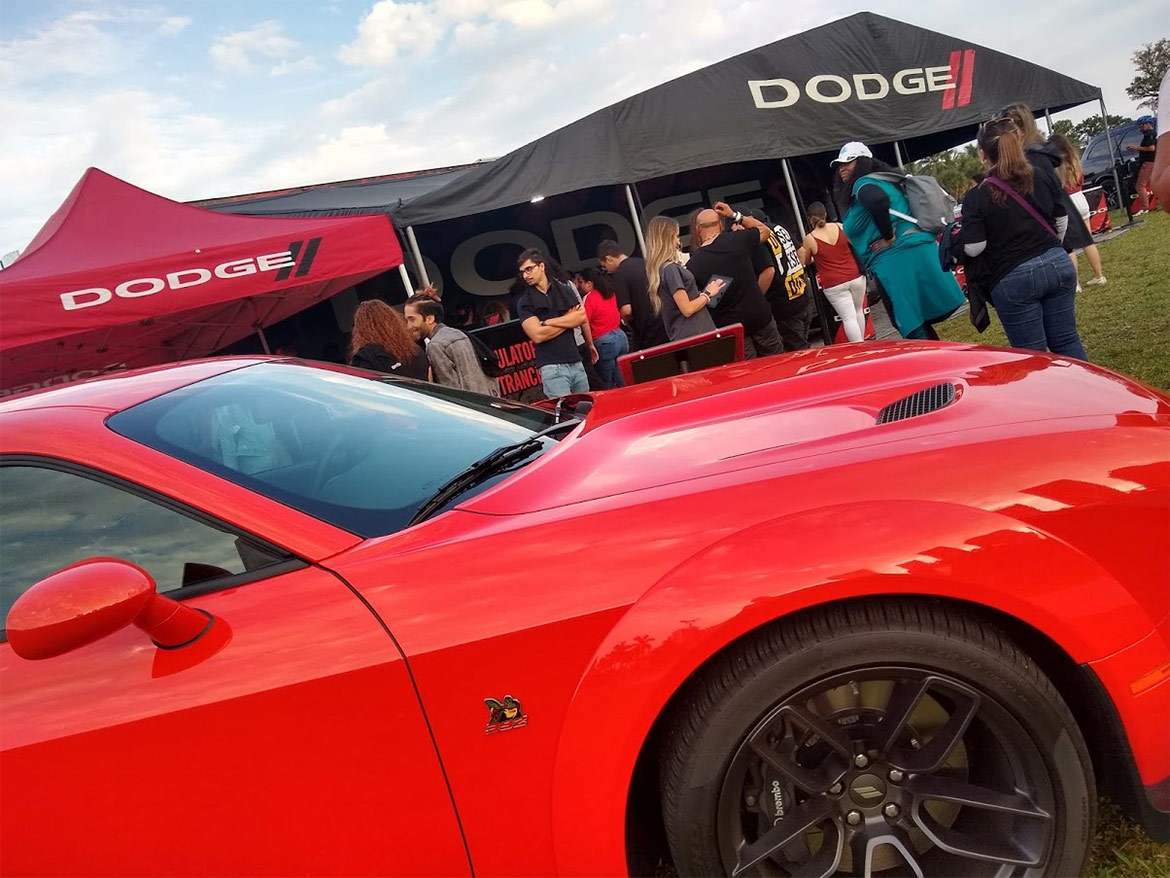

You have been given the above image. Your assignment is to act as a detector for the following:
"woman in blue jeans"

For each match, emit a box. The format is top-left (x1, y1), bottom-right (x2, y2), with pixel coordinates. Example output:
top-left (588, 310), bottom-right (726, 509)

top-left (576, 268), bottom-right (628, 387)
top-left (960, 116), bottom-right (1088, 360)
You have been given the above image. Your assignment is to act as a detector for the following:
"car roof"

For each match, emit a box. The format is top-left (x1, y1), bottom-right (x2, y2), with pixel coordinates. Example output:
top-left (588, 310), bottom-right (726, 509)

top-left (0, 357), bottom-right (272, 415)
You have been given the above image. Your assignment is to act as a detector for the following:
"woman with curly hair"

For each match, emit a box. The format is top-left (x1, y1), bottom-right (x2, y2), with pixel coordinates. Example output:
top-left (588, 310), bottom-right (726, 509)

top-left (348, 299), bottom-right (430, 379)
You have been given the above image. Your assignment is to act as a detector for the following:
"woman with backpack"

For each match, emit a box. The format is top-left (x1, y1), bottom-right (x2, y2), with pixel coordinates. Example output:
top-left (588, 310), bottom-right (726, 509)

top-left (832, 141), bottom-right (964, 339)
top-left (958, 117), bottom-right (1088, 360)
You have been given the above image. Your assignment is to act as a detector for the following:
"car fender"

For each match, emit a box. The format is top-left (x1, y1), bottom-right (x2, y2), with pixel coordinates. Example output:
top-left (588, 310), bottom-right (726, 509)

top-left (550, 498), bottom-right (1155, 875)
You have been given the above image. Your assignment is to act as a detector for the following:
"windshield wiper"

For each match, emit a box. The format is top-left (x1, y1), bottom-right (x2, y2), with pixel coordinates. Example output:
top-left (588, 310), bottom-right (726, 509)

top-left (406, 420), bottom-right (580, 526)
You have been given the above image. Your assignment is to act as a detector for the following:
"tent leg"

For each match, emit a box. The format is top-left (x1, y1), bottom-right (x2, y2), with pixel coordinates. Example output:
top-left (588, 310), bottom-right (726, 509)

top-left (256, 326), bottom-right (272, 355)
top-left (1044, 108), bottom-right (1054, 134)
top-left (893, 141), bottom-right (906, 170)
top-left (1099, 93), bottom-right (1131, 222)
top-left (625, 184), bottom-right (648, 256)
top-left (405, 226), bottom-right (431, 287)
top-left (398, 264), bottom-right (414, 297)
top-left (781, 159), bottom-right (806, 236)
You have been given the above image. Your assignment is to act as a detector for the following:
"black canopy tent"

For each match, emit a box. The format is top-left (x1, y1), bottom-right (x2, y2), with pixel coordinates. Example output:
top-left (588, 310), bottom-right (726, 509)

top-left (393, 11), bottom-right (1101, 230)
top-left (199, 165), bottom-right (481, 219)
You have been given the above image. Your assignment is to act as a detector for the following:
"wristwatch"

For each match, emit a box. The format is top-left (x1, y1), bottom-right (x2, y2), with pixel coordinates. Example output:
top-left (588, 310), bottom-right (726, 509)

top-left (733, 211), bottom-right (743, 224)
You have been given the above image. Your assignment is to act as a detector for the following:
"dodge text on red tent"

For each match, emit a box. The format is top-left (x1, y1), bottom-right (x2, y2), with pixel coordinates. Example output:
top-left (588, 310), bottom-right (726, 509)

top-left (59, 238), bottom-right (322, 312)
top-left (748, 49), bottom-right (975, 111)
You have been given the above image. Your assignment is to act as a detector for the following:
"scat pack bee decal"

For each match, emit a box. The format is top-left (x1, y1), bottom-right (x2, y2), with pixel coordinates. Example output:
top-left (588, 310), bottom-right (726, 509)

top-left (483, 695), bottom-right (528, 734)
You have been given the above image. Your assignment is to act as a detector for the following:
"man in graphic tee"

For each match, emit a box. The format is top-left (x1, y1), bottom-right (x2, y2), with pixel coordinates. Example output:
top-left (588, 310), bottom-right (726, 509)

top-left (743, 208), bottom-right (811, 351)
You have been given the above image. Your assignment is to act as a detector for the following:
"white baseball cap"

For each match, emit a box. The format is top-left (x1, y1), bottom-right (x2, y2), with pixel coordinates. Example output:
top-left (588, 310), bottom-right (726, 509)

top-left (831, 141), bottom-right (873, 166)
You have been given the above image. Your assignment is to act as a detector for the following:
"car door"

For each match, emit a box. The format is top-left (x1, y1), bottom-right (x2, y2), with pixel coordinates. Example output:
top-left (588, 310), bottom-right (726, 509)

top-left (0, 460), bottom-right (470, 878)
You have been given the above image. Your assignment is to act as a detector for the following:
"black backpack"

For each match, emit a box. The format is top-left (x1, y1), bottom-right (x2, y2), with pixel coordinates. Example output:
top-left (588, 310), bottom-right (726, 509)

top-left (467, 332), bottom-right (505, 378)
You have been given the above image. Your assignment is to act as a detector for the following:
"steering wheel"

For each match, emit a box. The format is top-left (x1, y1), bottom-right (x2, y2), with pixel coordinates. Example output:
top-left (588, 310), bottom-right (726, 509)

top-left (310, 433), bottom-right (347, 496)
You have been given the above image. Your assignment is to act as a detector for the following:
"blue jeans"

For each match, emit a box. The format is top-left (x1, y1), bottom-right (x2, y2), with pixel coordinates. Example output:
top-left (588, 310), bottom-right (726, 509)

top-left (539, 361), bottom-right (589, 397)
top-left (593, 329), bottom-right (629, 388)
top-left (990, 247), bottom-right (1088, 360)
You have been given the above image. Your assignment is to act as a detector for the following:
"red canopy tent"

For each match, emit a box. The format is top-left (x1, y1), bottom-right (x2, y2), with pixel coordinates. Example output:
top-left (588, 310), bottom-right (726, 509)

top-left (0, 168), bottom-right (403, 396)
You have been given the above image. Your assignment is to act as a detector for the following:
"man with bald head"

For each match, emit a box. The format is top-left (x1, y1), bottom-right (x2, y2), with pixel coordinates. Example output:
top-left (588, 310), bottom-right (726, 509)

top-left (686, 202), bottom-right (783, 358)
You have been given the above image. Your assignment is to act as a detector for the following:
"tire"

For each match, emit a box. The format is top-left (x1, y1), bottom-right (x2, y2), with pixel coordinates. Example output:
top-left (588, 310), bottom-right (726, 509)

top-left (659, 600), bottom-right (1095, 877)
top-left (1099, 179), bottom-right (1121, 211)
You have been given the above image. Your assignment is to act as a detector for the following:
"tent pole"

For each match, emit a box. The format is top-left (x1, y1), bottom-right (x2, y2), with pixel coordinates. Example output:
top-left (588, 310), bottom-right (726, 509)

top-left (398, 263), bottom-right (414, 297)
top-left (1099, 92), bottom-right (1129, 220)
top-left (405, 226), bottom-right (430, 286)
top-left (1044, 108), bottom-right (1054, 134)
top-left (781, 159), bottom-right (806, 236)
top-left (893, 141), bottom-right (906, 169)
top-left (252, 299), bottom-right (272, 354)
top-left (625, 185), bottom-right (648, 256)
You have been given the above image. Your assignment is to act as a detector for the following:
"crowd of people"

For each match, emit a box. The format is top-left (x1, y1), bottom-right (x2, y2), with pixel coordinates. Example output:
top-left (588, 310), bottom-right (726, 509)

top-left (344, 96), bottom-right (1166, 399)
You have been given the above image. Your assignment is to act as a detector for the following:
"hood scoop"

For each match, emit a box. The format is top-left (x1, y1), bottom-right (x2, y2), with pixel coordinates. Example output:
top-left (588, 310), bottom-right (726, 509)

top-left (876, 383), bottom-right (957, 425)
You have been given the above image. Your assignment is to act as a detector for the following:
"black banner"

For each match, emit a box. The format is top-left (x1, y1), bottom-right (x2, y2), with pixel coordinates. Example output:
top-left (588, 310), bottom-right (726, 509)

top-left (468, 320), bottom-right (543, 402)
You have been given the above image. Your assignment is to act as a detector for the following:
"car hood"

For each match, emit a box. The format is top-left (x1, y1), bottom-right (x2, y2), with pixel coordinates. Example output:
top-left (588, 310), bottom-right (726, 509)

top-left (464, 341), bottom-right (1169, 515)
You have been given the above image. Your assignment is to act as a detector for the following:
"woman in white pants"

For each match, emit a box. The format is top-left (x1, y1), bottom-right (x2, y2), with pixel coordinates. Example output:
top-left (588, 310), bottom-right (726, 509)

top-left (800, 202), bottom-right (867, 342)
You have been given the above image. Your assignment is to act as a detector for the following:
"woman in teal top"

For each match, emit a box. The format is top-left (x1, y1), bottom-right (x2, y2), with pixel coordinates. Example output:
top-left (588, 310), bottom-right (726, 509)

top-left (832, 142), bottom-right (964, 339)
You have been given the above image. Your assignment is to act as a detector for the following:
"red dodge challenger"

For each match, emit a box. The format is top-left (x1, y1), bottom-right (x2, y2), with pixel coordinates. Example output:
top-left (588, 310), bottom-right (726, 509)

top-left (1, 342), bottom-right (1167, 877)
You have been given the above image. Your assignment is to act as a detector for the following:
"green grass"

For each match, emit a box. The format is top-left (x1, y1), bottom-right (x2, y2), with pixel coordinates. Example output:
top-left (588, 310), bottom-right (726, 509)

top-left (1088, 798), bottom-right (1170, 877)
top-left (940, 212), bottom-right (1170, 874)
top-left (936, 209), bottom-right (1170, 390)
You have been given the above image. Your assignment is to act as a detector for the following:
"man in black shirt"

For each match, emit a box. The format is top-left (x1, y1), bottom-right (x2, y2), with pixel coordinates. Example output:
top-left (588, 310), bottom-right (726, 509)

top-left (1127, 115), bottom-right (1157, 215)
top-left (597, 240), bottom-right (668, 351)
top-left (743, 208), bottom-right (810, 352)
top-left (515, 249), bottom-right (590, 397)
top-left (686, 202), bottom-right (783, 359)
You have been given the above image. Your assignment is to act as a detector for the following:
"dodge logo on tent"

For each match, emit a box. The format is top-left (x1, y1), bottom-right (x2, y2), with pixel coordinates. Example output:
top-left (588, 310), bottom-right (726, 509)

top-left (59, 239), bottom-right (323, 312)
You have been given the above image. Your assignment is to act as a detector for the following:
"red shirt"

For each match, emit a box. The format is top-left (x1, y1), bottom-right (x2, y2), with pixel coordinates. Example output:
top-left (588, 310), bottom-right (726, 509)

top-left (584, 290), bottom-right (621, 338)
top-left (810, 224), bottom-right (863, 289)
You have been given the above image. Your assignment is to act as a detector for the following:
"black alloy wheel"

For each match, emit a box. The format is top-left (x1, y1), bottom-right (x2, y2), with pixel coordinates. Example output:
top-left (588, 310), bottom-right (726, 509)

top-left (660, 601), bottom-right (1095, 877)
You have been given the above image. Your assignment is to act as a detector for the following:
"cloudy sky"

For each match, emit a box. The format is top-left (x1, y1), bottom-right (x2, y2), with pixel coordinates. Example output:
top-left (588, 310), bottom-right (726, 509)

top-left (0, 0), bottom-right (1161, 256)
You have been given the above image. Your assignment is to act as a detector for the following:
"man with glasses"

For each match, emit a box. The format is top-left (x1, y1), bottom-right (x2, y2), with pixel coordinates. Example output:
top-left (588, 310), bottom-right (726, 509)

top-left (515, 249), bottom-right (590, 397)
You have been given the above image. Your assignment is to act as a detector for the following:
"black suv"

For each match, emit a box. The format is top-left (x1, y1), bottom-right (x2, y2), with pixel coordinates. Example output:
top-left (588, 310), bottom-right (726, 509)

top-left (1081, 121), bottom-right (1146, 209)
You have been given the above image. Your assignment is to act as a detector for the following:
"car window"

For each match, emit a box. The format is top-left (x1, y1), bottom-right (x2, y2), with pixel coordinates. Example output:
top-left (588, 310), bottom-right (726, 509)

top-left (108, 362), bottom-right (561, 538)
top-left (0, 465), bottom-right (289, 621)
top-left (1082, 139), bottom-right (1105, 166)
top-left (1118, 127), bottom-right (1143, 152)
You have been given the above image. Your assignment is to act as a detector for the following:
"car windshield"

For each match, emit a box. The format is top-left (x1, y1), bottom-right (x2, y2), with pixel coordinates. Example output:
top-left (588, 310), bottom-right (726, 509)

top-left (108, 362), bottom-right (562, 537)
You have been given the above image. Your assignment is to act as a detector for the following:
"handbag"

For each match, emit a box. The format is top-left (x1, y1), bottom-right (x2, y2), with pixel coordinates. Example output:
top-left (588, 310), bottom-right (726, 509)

top-left (983, 176), bottom-right (1059, 240)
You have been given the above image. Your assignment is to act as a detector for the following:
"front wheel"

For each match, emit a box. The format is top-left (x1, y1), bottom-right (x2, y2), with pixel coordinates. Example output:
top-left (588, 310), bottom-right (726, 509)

top-left (659, 601), bottom-right (1095, 877)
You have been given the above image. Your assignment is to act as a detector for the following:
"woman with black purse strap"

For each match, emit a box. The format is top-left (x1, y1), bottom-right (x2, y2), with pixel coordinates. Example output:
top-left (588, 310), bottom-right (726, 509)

top-left (958, 117), bottom-right (1088, 360)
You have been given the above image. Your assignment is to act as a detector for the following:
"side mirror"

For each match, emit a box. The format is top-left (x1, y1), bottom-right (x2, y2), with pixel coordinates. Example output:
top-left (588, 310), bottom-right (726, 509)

top-left (6, 558), bottom-right (214, 660)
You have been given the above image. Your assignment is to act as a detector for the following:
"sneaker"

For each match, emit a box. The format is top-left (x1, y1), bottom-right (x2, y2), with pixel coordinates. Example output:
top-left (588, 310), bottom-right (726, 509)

top-left (1085, 276), bottom-right (1107, 286)
top-left (1076, 284), bottom-right (1082, 293)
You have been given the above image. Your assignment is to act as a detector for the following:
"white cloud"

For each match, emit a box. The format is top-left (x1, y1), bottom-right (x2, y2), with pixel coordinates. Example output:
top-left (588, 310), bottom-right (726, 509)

top-left (339, 1), bottom-right (446, 66)
top-left (0, 12), bottom-right (124, 86)
top-left (210, 21), bottom-right (300, 73)
top-left (157, 16), bottom-right (192, 37)
top-left (271, 57), bottom-right (321, 76)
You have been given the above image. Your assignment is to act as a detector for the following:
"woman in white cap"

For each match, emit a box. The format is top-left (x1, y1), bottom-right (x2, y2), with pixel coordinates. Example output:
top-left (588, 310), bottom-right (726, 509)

top-left (832, 142), bottom-right (964, 339)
